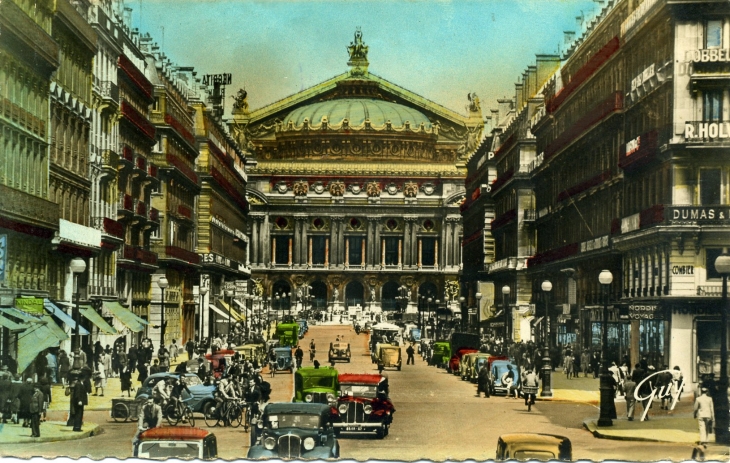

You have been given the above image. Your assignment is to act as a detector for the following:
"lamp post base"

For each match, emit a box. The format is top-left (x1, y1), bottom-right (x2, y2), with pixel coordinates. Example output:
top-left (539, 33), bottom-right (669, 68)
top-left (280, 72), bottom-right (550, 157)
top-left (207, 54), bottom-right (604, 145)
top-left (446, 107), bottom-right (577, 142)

top-left (541, 346), bottom-right (553, 397)
top-left (715, 378), bottom-right (730, 444)
top-left (597, 371), bottom-right (615, 427)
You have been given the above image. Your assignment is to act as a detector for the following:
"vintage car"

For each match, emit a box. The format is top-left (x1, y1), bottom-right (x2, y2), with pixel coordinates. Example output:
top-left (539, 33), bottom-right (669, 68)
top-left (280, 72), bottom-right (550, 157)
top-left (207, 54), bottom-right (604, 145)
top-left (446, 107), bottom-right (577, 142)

top-left (297, 319), bottom-right (309, 337)
top-left (276, 322), bottom-right (300, 347)
top-left (430, 341), bottom-right (451, 368)
top-left (375, 344), bottom-right (402, 371)
top-left (328, 342), bottom-right (351, 363)
top-left (448, 347), bottom-right (479, 374)
top-left (135, 373), bottom-right (215, 414)
top-left (334, 373), bottom-right (394, 438)
top-left (247, 402), bottom-right (340, 459)
top-left (134, 427), bottom-right (218, 460)
top-left (271, 346), bottom-right (294, 373)
top-left (495, 433), bottom-right (572, 461)
top-left (369, 322), bottom-right (401, 353)
top-left (409, 328), bottom-right (421, 342)
top-left (492, 360), bottom-right (521, 396)
top-left (235, 343), bottom-right (267, 366)
top-left (460, 353), bottom-right (495, 382)
top-left (204, 349), bottom-right (236, 378)
top-left (293, 366), bottom-right (339, 405)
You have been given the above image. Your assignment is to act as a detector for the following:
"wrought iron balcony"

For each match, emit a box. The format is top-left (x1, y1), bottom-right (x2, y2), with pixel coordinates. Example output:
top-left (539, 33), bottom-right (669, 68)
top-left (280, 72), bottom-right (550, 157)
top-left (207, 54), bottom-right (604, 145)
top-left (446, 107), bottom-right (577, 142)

top-left (91, 216), bottom-right (125, 240)
top-left (118, 194), bottom-right (133, 216)
top-left (99, 80), bottom-right (119, 106)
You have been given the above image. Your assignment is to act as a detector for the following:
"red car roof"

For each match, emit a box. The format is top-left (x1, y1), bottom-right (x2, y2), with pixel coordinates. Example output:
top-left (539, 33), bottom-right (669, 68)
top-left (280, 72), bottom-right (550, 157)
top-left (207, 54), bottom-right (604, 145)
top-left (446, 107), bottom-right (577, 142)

top-left (338, 373), bottom-right (382, 385)
top-left (139, 427), bottom-right (211, 441)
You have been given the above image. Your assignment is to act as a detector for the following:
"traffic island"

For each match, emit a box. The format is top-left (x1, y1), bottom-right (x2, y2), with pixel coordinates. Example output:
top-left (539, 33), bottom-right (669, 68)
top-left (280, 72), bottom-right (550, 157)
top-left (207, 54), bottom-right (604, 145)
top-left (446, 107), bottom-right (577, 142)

top-left (583, 417), bottom-right (699, 444)
top-left (0, 421), bottom-right (102, 444)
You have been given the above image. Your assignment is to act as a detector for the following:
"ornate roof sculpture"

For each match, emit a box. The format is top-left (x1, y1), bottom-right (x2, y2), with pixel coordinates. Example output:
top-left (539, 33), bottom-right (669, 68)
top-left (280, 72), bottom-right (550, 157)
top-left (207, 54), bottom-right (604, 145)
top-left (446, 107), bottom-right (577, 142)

top-left (228, 29), bottom-right (483, 176)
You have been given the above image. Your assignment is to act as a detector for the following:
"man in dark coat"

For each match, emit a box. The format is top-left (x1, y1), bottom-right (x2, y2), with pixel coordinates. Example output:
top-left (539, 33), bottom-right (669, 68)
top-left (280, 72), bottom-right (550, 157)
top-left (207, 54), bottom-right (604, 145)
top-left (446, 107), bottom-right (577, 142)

top-left (30, 383), bottom-right (44, 437)
top-left (591, 352), bottom-right (600, 378)
top-left (127, 344), bottom-right (139, 373)
top-left (18, 377), bottom-right (35, 428)
top-left (406, 344), bottom-right (415, 365)
top-left (70, 374), bottom-right (88, 431)
top-left (476, 362), bottom-right (491, 398)
top-left (185, 339), bottom-right (196, 361)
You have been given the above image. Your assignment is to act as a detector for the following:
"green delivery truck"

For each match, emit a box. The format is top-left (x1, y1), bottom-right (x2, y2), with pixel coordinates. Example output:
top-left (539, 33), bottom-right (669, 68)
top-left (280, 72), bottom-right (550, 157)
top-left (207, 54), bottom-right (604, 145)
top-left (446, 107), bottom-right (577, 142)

top-left (275, 322), bottom-right (300, 347)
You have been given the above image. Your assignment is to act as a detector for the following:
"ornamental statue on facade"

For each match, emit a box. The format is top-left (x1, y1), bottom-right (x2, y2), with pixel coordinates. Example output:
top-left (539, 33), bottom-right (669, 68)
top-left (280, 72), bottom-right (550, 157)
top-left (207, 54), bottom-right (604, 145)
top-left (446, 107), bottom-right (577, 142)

top-left (366, 181), bottom-right (381, 197)
top-left (347, 28), bottom-right (369, 75)
top-left (329, 181), bottom-right (345, 197)
top-left (293, 181), bottom-right (309, 196)
top-left (467, 92), bottom-right (481, 113)
top-left (403, 181), bottom-right (419, 198)
top-left (232, 88), bottom-right (250, 114)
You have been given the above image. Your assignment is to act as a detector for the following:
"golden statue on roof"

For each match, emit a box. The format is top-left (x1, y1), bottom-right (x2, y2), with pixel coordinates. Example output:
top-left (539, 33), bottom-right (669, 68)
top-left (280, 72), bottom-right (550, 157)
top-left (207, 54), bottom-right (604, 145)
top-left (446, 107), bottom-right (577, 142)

top-left (347, 28), bottom-right (369, 75)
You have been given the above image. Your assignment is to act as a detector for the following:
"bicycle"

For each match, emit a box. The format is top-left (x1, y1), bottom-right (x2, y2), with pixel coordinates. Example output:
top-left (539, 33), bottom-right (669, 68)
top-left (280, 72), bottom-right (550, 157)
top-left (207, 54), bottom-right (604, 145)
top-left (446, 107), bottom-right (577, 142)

top-left (204, 398), bottom-right (243, 428)
top-left (164, 397), bottom-right (195, 427)
top-left (243, 401), bottom-right (261, 433)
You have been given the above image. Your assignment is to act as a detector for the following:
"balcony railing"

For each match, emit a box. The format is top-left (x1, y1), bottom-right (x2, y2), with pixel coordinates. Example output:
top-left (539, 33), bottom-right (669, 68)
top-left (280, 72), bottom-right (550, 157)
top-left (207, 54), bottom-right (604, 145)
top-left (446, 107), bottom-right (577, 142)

top-left (135, 200), bottom-right (147, 218)
top-left (120, 101), bottom-right (155, 141)
top-left (148, 164), bottom-right (158, 179)
top-left (149, 207), bottom-right (160, 223)
top-left (101, 149), bottom-right (119, 170)
top-left (118, 245), bottom-right (158, 266)
top-left (91, 216), bottom-right (124, 239)
top-left (697, 285), bottom-right (723, 297)
top-left (136, 155), bottom-right (147, 172)
top-left (122, 144), bottom-right (134, 163)
top-left (160, 245), bottom-right (200, 265)
top-left (177, 204), bottom-right (192, 220)
top-left (99, 80), bottom-right (119, 105)
top-left (118, 194), bottom-right (133, 213)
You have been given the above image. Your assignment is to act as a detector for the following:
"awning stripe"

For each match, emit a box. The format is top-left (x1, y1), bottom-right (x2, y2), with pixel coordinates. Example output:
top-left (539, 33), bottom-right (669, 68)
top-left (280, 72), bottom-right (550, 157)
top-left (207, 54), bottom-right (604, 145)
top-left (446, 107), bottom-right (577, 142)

top-left (217, 299), bottom-right (243, 322)
top-left (0, 313), bottom-right (28, 331)
top-left (16, 316), bottom-right (69, 374)
top-left (2, 307), bottom-right (42, 324)
top-left (102, 301), bottom-right (146, 332)
top-left (233, 299), bottom-right (247, 320)
top-left (44, 299), bottom-right (90, 335)
top-left (80, 306), bottom-right (117, 334)
top-left (209, 303), bottom-right (230, 322)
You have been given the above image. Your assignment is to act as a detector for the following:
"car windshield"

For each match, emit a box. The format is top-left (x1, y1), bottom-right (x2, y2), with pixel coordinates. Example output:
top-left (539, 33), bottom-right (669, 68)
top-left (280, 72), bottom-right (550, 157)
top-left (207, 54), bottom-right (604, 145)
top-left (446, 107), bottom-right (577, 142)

top-left (276, 351), bottom-right (290, 358)
top-left (184, 375), bottom-right (202, 387)
top-left (340, 384), bottom-right (377, 398)
top-left (267, 413), bottom-right (321, 429)
top-left (303, 376), bottom-right (335, 389)
top-left (139, 441), bottom-right (201, 459)
top-left (513, 450), bottom-right (555, 461)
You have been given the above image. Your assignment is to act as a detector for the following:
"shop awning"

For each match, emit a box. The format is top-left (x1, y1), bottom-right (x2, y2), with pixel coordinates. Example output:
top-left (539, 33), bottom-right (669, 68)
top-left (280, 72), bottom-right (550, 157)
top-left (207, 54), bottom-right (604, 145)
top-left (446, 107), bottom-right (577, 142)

top-left (2, 307), bottom-right (42, 324)
top-left (0, 313), bottom-right (28, 331)
top-left (44, 299), bottom-right (90, 335)
top-left (217, 299), bottom-right (243, 322)
top-left (103, 301), bottom-right (147, 332)
top-left (16, 315), bottom-right (69, 374)
top-left (209, 303), bottom-right (230, 323)
top-left (79, 306), bottom-right (117, 334)
top-left (233, 299), bottom-right (247, 320)
top-left (531, 316), bottom-right (544, 326)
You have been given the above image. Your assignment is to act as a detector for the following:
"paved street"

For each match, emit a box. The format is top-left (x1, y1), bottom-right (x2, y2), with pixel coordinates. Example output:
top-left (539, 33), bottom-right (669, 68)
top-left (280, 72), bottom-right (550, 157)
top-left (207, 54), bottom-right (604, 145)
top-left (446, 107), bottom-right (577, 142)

top-left (0, 324), bottom-right (698, 460)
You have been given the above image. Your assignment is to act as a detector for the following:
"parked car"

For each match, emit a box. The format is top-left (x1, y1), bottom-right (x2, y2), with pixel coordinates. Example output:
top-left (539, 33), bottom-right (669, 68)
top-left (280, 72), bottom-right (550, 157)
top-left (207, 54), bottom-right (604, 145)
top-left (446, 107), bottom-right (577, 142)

top-left (297, 319), bottom-right (309, 337)
top-left (491, 360), bottom-right (521, 396)
top-left (495, 433), bottom-right (572, 461)
top-left (448, 347), bottom-right (478, 374)
top-left (376, 345), bottom-right (402, 371)
top-left (430, 341), bottom-right (451, 368)
top-left (235, 343), bottom-right (266, 366)
top-left (247, 402), bottom-right (340, 459)
top-left (293, 366), bottom-right (339, 405)
top-left (272, 346), bottom-right (294, 373)
top-left (328, 342), bottom-right (351, 363)
top-left (134, 427), bottom-right (218, 460)
top-left (276, 322), bottom-right (300, 347)
top-left (334, 373), bottom-right (394, 438)
top-left (460, 353), bottom-right (496, 382)
top-left (135, 373), bottom-right (216, 415)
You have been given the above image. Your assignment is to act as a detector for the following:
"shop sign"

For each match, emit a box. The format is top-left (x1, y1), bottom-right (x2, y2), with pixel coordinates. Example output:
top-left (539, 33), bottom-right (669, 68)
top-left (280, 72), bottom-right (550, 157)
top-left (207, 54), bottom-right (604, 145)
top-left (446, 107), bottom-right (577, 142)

top-left (625, 135), bottom-right (641, 156)
top-left (621, 0), bottom-right (658, 37)
top-left (200, 274), bottom-right (210, 290)
top-left (621, 213), bottom-right (640, 233)
top-left (202, 73), bottom-right (232, 85)
top-left (666, 206), bottom-right (730, 223)
top-left (489, 321), bottom-right (505, 327)
top-left (635, 369), bottom-right (684, 421)
top-left (14, 297), bottom-right (44, 315)
top-left (211, 216), bottom-right (247, 241)
top-left (630, 64), bottom-right (655, 92)
top-left (672, 305), bottom-right (720, 315)
top-left (628, 304), bottom-right (663, 320)
top-left (687, 49), bottom-right (730, 63)
top-left (0, 234), bottom-right (6, 283)
top-left (200, 252), bottom-right (231, 268)
top-left (685, 122), bottom-right (730, 140)
top-left (580, 235), bottom-right (609, 253)
top-left (671, 265), bottom-right (693, 275)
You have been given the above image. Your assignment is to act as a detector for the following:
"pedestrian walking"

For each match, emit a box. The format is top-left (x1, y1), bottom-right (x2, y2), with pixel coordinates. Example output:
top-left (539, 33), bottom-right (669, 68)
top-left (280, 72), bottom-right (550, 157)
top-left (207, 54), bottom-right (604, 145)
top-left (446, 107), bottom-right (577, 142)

top-left (169, 340), bottom-right (179, 363)
top-left (294, 345), bottom-right (304, 369)
top-left (658, 365), bottom-right (673, 409)
top-left (671, 365), bottom-right (684, 403)
top-left (694, 387), bottom-right (715, 445)
top-left (38, 376), bottom-right (51, 422)
top-left (476, 362), bottom-right (491, 398)
top-left (18, 377), bottom-right (34, 428)
top-left (58, 350), bottom-right (70, 386)
top-left (66, 373), bottom-right (88, 432)
top-left (158, 347), bottom-right (170, 372)
top-left (591, 352), bottom-right (600, 379)
top-left (624, 376), bottom-right (637, 421)
top-left (581, 350), bottom-right (590, 377)
top-left (93, 355), bottom-right (106, 396)
top-left (29, 382), bottom-right (44, 437)
top-left (45, 350), bottom-right (58, 384)
top-left (309, 342), bottom-right (316, 363)
top-left (138, 362), bottom-right (149, 384)
top-left (406, 344), bottom-right (415, 365)
top-left (185, 339), bottom-right (195, 360)
top-left (564, 354), bottom-right (574, 379)
top-left (120, 363), bottom-right (133, 397)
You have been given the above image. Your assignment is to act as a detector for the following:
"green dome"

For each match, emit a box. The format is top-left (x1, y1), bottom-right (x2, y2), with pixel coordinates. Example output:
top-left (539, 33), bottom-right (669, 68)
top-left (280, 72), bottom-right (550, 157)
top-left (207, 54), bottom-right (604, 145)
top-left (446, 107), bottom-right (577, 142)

top-left (285, 98), bottom-right (432, 129)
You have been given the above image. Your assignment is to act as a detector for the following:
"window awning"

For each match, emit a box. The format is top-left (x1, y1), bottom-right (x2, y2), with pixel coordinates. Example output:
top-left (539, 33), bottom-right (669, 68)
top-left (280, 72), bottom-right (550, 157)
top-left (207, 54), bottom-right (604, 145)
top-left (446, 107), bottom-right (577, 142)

top-left (44, 299), bottom-right (90, 335)
top-left (0, 313), bottom-right (28, 331)
top-left (103, 301), bottom-right (147, 332)
top-left (80, 306), bottom-right (117, 334)
top-left (233, 299), bottom-right (247, 320)
top-left (2, 307), bottom-right (42, 324)
top-left (531, 316), bottom-right (544, 326)
top-left (16, 315), bottom-right (69, 374)
top-left (209, 303), bottom-right (230, 323)
top-left (217, 299), bottom-right (243, 322)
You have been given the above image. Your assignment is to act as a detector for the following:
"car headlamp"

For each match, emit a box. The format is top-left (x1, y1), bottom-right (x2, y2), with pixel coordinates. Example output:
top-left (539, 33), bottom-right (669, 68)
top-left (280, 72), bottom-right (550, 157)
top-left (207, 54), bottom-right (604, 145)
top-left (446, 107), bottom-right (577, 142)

top-left (263, 436), bottom-right (276, 450)
top-left (303, 437), bottom-right (316, 451)
top-left (363, 404), bottom-right (372, 414)
top-left (326, 393), bottom-right (335, 403)
top-left (305, 393), bottom-right (313, 403)
top-left (338, 403), bottom-right (348, 414)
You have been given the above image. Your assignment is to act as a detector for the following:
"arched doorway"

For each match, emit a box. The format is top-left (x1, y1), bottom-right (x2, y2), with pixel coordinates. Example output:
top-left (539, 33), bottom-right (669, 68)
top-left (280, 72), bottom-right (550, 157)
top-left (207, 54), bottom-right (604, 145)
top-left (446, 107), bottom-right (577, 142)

top-left (345, 281), bottom-right (364, 309)
top-left (381, 281), bottom-right (400, 311)
top-left (310, 280), bottom-right (328, 310)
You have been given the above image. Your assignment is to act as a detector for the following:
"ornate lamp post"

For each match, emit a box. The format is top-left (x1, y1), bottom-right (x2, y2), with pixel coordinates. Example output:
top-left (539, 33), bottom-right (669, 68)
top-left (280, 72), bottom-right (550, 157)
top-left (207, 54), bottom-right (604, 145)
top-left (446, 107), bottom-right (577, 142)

top-left (427, 297), bottom-right (433, 338)
top-left (419, 295), bottom-right (425, 334)
top-left (476, 292), bottom-right (483, 336)
top-left (157, 275), bottom-right (169, 350)
top-left (198, 286), bottom-right (208, 343)
top-left (501, 286), bottom-right (510, 343)
top-left (541, 280), bottom-right (553, 397)
top-left (435, 299), bottom-right (441, 339)
top-left (70, 257), bottom-right (86, 351)
top-left (459, 297), bottom-right (466, 331)
top-left (597, 269), bottom-right (615, 427)
top-left (714, 250), bottom-right (730, 443)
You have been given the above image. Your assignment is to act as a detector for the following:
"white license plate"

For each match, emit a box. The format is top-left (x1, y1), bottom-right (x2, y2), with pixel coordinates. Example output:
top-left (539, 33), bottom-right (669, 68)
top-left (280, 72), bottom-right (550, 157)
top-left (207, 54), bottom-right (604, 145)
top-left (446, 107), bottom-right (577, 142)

top-left (345, 426), bottom-right (362, 431)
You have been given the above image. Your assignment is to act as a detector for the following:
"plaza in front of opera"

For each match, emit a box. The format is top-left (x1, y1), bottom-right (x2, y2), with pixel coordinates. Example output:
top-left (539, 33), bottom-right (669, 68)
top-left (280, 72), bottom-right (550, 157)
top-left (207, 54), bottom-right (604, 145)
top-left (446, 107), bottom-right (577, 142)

top-left (1, 0), bottom-right (730, 461)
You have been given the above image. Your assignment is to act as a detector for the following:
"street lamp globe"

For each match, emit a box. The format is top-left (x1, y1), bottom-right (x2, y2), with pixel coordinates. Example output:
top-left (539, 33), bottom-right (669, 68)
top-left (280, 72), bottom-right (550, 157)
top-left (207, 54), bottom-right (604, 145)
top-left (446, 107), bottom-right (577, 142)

top-left (716, 253), bottom-right (730, 275)
top-left (501, 285), bottom-right (510, 295)
top-left (225, 289), bottom-right (233, 297)
top-left (459, 296), bottom-right (465, 303)
top-left (200, 287), bottom-right (208, 296)
top-left (598, 269), bottom-right (614, 286)
top-left (541, 280), bottom-right (553, 292)
top-left (476, 292), bottom-right (482, 300)
top-left (158, 276), bottom-right (169, 289)
top-left (70, 257), bottom-right (86, 274)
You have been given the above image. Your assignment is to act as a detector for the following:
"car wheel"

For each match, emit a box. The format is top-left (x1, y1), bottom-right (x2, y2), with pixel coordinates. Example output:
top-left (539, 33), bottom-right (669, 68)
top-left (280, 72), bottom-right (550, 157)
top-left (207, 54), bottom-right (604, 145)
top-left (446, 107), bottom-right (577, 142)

top-left (112, 402), bottom-right (129, 422)
top-left (376, 427), bottom-right (385, 439)
top-left (397, 365), bottom-right (401, 371)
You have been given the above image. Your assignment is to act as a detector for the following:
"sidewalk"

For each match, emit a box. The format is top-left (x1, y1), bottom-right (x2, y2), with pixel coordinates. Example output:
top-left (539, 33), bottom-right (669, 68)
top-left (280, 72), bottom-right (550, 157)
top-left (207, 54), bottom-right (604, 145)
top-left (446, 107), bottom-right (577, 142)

top-left (0, 420), bottom-right (101, 444)
top-left (537, 370), bottom-right (708, 445)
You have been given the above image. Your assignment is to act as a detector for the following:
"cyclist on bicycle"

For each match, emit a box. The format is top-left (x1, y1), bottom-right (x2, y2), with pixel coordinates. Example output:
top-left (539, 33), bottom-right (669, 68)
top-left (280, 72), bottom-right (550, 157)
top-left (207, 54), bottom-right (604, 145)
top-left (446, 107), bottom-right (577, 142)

top-left (244, 378), bottom-right (262, 422)
top-left (169, 377), bottom-right (191, 417)
top-left (212, 377), bottom-right (237, 426)
top-left (152, 377), bottom-right (172, 407)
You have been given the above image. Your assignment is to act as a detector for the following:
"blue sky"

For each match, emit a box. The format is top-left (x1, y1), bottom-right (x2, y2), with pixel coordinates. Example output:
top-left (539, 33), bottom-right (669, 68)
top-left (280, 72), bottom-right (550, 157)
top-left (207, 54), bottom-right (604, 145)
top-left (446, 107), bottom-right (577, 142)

top-left (132, 0), bottom-right (598, 116)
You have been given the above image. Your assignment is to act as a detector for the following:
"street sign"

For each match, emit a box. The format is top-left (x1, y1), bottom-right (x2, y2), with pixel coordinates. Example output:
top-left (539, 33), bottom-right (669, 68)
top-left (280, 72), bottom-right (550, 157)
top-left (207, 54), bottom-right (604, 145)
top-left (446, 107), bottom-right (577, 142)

top-left (223, 281), bottom-right (236, 291)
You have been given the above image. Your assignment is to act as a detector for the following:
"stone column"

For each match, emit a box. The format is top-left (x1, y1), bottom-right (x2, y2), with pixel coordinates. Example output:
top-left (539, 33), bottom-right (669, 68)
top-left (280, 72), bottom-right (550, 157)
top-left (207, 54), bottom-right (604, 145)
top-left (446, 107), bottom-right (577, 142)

top-left (251, 216), bottom-right (259, 265)
top-left (262, 214), bottom-right (271, 265)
